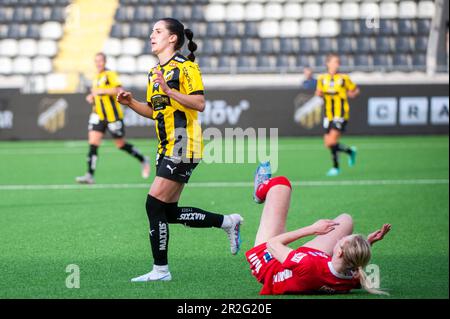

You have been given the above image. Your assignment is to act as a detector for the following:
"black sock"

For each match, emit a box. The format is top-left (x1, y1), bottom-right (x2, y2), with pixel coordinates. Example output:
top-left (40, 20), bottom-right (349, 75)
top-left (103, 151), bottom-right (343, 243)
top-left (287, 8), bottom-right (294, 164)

top-left (146, 195), bottom-right (169, 266)
top-left (336, 143), bottom-right (352, 155)
top-left (165, 203), bottom-right (224, 228)
top-left (120, 143), bottom-right (145, 163)
top-left (330, 144), bottom-right (339, 169)
top-left (87, 144), bottom-right (98, 175)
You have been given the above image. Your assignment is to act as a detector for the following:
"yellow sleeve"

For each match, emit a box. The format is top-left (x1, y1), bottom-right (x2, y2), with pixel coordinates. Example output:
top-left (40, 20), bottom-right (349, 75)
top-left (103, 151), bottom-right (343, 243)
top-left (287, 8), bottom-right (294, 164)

top-left (107, 71), bottom-right (122, 87)
top-left (316, 75), bottom-right (324, 92)
top-left (181, 61), bottom-right (204, 95)
top-left (345, 75), bottom-right (357, 91)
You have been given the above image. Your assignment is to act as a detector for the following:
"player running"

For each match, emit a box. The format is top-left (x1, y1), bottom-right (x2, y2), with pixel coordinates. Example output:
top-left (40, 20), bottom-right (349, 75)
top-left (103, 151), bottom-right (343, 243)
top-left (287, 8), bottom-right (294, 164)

top-left (316, 54), bottom-right (360, 177)
top-left (117, 18), bottom-right (243, 282)
top-left (247, 162), bottom-right (391, 295)
top-left (76, 52), bottom-right (150, 184)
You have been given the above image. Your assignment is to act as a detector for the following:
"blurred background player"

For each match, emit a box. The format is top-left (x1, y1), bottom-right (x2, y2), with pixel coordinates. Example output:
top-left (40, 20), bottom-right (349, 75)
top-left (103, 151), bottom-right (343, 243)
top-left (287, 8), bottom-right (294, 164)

top-left (76, 52), bottom-right (150, 184)
top-left (117, 18), bottom-right (243, 282)
top-left (248, 162), bottom-right (392, 295)
top-left (316, 54), bottom-right (360, 177)
top-left (301, 66), bottom-right (318, 91)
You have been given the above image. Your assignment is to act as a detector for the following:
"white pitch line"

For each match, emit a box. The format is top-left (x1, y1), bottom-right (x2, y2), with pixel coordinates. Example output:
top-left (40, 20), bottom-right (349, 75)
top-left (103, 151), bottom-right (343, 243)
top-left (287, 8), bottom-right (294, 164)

top-left (0, 179), bottom-right (448, 191)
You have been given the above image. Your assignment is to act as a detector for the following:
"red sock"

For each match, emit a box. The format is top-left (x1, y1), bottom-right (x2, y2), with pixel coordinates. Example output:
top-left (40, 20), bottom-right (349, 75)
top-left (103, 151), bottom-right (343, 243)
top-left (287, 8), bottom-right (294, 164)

top-left (255, 176), bottom-right (292, 202)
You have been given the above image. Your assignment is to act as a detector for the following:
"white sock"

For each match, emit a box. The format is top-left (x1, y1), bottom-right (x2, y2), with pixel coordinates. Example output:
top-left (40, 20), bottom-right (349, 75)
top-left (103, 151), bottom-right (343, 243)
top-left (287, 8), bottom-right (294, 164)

top-left (153, 264), bottom-right (169, 273)
top-left (221, 215), bottom-right (232, 229)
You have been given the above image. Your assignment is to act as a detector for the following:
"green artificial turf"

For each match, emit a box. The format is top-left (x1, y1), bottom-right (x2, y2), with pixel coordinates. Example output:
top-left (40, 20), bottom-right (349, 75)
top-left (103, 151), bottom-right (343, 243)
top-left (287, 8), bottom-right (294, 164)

top-left (0, 136), bottom-right (448, 299)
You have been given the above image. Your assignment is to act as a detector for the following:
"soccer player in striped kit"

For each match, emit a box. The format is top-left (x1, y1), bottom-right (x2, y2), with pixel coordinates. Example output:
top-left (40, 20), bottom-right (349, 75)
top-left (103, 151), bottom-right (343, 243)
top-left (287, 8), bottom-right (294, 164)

top-left (117, 18), bottom-right (243, 282)
top-left (76, 53), bottom-right (150, 184)
top-left (316, 54), bottom-right (360, 177)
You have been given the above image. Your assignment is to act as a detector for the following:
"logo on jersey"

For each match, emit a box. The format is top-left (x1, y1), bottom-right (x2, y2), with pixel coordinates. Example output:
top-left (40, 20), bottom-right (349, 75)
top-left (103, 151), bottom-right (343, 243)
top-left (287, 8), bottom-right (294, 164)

top-left (263, 252), bottom-right (273, 263)
top-left (273, 269), bottom-right (293, 283)
top-left (291, 252), bottom-right (307, 264)
top-left (165, 70), bottom-right (175, 81)
top-left (248, 253), bottom-right (262, 274)
top-left (174, 55), bottom-right (186, 63)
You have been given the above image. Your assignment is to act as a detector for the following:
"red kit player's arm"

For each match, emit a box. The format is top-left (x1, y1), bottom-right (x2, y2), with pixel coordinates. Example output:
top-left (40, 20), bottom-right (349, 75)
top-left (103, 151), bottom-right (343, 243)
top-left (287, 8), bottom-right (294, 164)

top-left (267, 220), bottom-right (340, 264)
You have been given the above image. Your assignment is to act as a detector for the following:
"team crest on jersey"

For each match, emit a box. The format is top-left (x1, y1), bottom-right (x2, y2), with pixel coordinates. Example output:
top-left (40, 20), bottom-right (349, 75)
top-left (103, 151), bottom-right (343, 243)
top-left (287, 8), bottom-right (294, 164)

top-left (169, 62), bottom-right (178, 68)
top-left (165, 70), bottom-right (175, 81)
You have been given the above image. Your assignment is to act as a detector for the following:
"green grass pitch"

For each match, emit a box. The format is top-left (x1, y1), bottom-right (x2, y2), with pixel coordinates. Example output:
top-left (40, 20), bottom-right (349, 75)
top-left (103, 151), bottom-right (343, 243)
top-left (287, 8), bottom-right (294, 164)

top-left (0, 135), bottom-right (448, 299)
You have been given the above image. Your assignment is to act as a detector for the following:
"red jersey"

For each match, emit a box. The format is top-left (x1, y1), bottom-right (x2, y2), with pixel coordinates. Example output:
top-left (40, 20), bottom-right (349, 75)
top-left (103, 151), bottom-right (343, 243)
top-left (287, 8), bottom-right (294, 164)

top-left (246, 244), bottom-right (361, 295)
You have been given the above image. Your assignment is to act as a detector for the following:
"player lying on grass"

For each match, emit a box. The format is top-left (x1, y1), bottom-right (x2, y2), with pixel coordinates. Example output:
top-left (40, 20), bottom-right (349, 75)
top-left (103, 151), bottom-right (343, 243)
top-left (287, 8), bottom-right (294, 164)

top-left (246, 162), bottom-right (391, 295)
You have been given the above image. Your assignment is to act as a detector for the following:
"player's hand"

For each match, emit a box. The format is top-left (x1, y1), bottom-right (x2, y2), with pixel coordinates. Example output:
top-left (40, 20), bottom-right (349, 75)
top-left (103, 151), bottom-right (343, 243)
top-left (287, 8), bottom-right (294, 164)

top-left (86, 94), bottom-right (94, 104)
top-left (347, 89), bottom-right (359, 99)
top-left (367, 224), bottom-right (392, 246)
top-left (117, 91), bottom-right (133, 106)
top-left (153, 69), bottom-right (171, 94)
top-left (310, 219), bottom-right (340, 235)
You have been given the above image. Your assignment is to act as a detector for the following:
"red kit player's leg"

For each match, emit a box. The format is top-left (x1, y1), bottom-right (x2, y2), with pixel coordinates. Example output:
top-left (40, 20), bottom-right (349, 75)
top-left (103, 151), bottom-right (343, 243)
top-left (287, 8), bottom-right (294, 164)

top-left (301, 213), bottom-right (354, 256)
top-left (254, 183), bottom-right (292, 247)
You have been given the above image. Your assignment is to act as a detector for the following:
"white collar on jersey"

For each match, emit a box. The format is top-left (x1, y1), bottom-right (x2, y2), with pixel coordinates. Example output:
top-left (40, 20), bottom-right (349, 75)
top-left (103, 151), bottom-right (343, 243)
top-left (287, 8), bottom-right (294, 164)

top-left (327, 262), bottom-right (354, 280)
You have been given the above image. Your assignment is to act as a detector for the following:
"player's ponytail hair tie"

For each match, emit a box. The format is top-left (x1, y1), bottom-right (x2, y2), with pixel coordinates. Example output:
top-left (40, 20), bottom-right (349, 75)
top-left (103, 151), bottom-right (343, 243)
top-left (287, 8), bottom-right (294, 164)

top-left (184, 28), bottom-right (197, 62)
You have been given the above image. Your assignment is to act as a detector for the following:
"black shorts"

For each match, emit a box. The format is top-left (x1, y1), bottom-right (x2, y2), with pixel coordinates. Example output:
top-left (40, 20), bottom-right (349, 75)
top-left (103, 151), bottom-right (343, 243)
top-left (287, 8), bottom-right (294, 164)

top-left (88, 113), bottom-right (125, 139)
top-left (155, 154), bottom-right (200, 184)
top-left (324, 118), bottom-right (348, 134)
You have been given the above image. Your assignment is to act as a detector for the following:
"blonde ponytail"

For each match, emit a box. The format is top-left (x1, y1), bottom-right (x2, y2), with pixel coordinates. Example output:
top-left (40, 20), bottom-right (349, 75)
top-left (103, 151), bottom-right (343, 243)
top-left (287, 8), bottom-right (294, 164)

top-left (357, 267), bottom-right (390, 296)
top-left (342, 235), bottom-right (389, 296)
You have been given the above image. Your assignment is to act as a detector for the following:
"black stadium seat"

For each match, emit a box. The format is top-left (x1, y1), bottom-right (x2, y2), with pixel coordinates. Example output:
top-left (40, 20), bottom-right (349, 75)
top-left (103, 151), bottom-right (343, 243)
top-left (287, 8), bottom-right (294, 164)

top-left (299, 38), bottom-right (317, 54)
top-left (261, 38), bottom-right (278, 55)
top-left (318, 38), bottom-right (337, 53)
top-left (376, 37), bottom-right (394, 54)
top-left (415, 36), bottom-right (428, 52)
top-left (356, 37), bottom-right (374, 54)
top-left (394, 54), bottom-right (412, 67)
top-left (280, 38), bottom-right (299, 55)
top-left (355, 55), bottom-right (372, 68)
top-left (338, 37), bottom-right (356, 54)
top-left (417, 19), bottom-right (431, 36)
top-left (340, 20), bottom-right (359, 36)
top-left (398, 19), bottom-right (417, 35)
top-left (241, 38), bottom-right (260, 55)
top-left (379, 19), bottom-right (398, 36)
top-left (244, 22), bottom-right (259, 37)
top-left (374, 54), bottom-right (393, 68)
top-left (225, 22), bottom-right (243, 37)
top-left (396, 37), bottom-right (414, 53)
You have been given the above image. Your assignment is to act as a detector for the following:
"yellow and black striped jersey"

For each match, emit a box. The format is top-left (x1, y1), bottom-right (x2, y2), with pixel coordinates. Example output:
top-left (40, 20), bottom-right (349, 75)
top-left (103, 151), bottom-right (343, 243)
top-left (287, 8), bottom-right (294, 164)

top-left (147, 53), bottom-right (204, 159)
top-left (92, 70), bottom-right (123, 122)
top-left (317, 73), bottom-right (357, 121)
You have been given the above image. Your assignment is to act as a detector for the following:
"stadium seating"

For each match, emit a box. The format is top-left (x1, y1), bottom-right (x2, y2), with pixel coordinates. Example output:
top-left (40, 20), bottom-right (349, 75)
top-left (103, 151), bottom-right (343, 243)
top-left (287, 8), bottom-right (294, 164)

top-left (0, 0), bottom-right (439, 85)
top-left (103, 0), bottom-right (436, 76)
top-left (0, 0), bottom-right (70, 79)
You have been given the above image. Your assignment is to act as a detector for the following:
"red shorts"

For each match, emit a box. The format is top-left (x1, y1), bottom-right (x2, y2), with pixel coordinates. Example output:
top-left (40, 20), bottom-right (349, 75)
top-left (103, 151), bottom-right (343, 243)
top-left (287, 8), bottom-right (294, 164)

top-left (245, 243), bottom-right (278, 284)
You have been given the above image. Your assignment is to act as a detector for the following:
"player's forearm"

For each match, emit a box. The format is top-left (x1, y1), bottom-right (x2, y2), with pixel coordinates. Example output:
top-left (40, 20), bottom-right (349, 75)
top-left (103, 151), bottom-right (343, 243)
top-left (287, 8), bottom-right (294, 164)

top-left (167, 89), bottom-right (205, 112)
top-left (93, 88), bottom-right (122, 96)
top-left (266, 226), bottom-right (315, 263)
top-left (127, 99), bottom-right (154, 119)
top-left (268, 226), bottom-right (315, 246)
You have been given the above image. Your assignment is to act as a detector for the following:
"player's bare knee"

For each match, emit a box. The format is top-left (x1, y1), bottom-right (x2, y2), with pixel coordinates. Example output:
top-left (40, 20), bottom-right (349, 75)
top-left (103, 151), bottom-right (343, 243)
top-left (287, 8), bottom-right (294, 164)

top-left (337, 213), bottom-right (353, 229)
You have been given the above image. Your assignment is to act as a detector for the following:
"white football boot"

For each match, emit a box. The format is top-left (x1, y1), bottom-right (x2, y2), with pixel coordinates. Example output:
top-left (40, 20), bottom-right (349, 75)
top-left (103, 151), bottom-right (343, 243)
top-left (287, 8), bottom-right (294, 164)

top-left (75, 173), bottom-right (95, 185)
top-left (131, 265), bottom-right (172, 282)
top-left (222, 214), bottom-right (244, 255)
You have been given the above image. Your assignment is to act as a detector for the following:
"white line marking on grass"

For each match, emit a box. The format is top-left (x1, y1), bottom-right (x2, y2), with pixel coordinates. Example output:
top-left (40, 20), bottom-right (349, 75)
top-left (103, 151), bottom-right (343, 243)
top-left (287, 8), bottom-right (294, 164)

top-left (0, 179), bottom-right (448, 191)
top-left (0, 143), bottom-right (447, 155)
